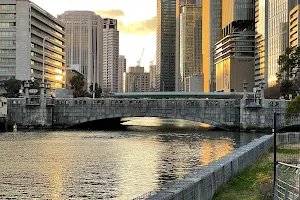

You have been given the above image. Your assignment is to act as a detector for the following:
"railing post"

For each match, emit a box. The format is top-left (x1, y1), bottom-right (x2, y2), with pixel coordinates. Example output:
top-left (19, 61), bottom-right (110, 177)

top-left (273, 112), bottom-right (278, 187)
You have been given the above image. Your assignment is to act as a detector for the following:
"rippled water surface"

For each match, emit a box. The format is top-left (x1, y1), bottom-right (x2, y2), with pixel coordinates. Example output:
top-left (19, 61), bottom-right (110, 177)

top-left (0, 118), bottom-right (264, 199)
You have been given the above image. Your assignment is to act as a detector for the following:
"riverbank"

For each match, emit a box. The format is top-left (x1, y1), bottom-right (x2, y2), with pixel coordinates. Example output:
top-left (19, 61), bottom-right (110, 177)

top-left (213, 143), bottom-right (299, 200)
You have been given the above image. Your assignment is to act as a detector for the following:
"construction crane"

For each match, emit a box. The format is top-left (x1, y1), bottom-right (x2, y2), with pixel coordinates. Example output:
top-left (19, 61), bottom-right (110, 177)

top-left (137, 48), bottom-right (145, 66)
top-left (150, 54), bottom-right (156, 65)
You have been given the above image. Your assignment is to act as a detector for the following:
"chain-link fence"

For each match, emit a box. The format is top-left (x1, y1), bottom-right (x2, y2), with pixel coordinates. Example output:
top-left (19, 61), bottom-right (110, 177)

top-left (274, 162), bottom-right (300, 200)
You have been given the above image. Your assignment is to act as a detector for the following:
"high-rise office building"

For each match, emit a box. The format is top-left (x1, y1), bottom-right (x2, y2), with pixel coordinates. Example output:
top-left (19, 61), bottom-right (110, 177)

top-left (215, 0), bottom-right (255, 92)
top-left (290, 3), bottom-right (300, 49)
top-left (179, 4), bottom-right (203, 92)
top-left (254, 0), bottom-right (268, 87)
top-left (157, 0), bottom-right (177, 92)
top-left (267, 0), bottom-right (295, 86)
top-left (123, 66), bottom-right (150, 92)
top-left (202, 0), bottom-right (222, 92)
top-left (103, 18), bottom-right (119, 93)
top-left (215, 32), bottom-right (255, 92)
top-left (0, 0), bottom-right (66, 89)
top-left (118, 55), bottom-right (126, 93)
top-left (222, 0), bottom-right (255, 37)
top-left (58, 11), bottom-right (103, 89)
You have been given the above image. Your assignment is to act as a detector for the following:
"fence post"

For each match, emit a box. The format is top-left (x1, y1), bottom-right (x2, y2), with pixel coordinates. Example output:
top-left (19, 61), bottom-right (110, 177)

top-left (273, 112), bottom-right (278, 188)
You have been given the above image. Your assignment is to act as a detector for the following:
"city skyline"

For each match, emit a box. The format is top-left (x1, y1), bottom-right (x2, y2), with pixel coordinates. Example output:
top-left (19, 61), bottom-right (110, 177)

top-left (31, 0), bottom-right (156, 71)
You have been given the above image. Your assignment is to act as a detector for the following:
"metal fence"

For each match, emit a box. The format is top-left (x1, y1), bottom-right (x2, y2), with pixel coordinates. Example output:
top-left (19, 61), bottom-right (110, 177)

top-left (274, 162), bottom-right (300, 200)
top-left (274, 112), bottom-right (300, 200)
top-left (274, 112), bottom-right (300, 164)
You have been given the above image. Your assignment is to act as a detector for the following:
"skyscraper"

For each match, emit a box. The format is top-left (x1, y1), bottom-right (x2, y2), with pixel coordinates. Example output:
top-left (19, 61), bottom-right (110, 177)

top-left (290, 3), bottom-right (300, 49)
top-left (157, 0), bottom-right (177, 92)
top-left (103, 18), bottom-right (119, 93)
top-left (202, 0), bottom-right (222, 92)
top-left (58, 11), bottom-right (103, 89)
top-left (254, 0), bottom-right (268, 88)
top-left (215, 0), bottom-right (255, 92)
top-left (179, 4), bottom-right (203, 92)
top-left (267, 0), bottom-right (295, 86)
top-left (118, 55), bottom-right (126, 93)
top-left (0, 0), bottom-right (66, 89)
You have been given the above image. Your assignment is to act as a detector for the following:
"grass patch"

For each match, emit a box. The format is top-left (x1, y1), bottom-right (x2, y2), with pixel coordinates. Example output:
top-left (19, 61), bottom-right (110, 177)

top-left (277, 148), bottom-right (300, 154)
top-left (213, 153), bottom-right (274, 200)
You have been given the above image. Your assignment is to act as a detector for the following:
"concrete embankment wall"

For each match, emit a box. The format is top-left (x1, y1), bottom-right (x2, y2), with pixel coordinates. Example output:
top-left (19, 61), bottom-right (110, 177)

top-left (138, 133), bottom-right (300, 200)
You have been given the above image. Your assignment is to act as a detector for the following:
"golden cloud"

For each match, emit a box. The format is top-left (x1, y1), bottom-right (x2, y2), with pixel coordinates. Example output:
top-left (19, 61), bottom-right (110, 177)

top-left (95, 9), bottom-right (125, 18)
top-left (119, 16), bottom-right (156, 35)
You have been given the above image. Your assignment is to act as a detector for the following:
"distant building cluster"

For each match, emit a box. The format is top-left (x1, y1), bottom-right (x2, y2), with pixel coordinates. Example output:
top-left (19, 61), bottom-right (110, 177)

top-left (1, 0), bottom-right (300, 93)
top-left (156, 0), bottom-right (300, 93)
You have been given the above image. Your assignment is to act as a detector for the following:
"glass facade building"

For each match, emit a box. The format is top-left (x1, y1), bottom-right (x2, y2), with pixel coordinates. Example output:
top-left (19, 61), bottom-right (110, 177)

top-left (157, 0), bottom-right (177, 92)
top-left (214, 0), bottom-right (255, 92)
top-left (179, 4), bottom-right (202, 92)
top-left (222, 0), bottom-right (255, 37)
top-left (202, 0), bottom-right (222, 92)
top-left (254, 0), bottom-right (268, 87)
top-left (0, 0), bottom-right (66, 89)
top-left (267, 0), bottom-right (291, 86)
top-left (290, 3), bottom-right (300, 49)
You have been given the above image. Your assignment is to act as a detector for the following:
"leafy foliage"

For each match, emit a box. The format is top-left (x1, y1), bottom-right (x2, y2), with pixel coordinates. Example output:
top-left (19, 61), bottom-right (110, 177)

top-left (285, 96), bottom-right (300, 125)
top-left (280, 79), bottom-right (297, 97)
top-left (89, 83), bottom-right (102, 98)
top-left (277, 46), bottom-right (300, 96)
top-left (69, 74), bottom-right (91, 98)
top-left (2, 79), bottom-right (22, 97)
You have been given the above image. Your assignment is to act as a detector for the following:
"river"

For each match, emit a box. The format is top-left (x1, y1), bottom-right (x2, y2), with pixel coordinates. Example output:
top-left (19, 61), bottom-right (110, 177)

top-left (0, 118), bottom-right (264, 199)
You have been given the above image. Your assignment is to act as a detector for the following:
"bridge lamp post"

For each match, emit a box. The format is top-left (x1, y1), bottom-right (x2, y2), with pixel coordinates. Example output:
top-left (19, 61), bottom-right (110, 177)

top-left (242, 80), bottom-right (248, 99)
top-left (42, 36), bottom-right (50, 83)
top-left (259, 80), bottom-right (265, 100)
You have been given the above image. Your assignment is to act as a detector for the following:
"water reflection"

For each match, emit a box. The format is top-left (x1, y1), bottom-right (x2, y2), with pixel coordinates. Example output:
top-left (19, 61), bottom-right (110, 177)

top-left (0, 118), bottom-right (264, 199)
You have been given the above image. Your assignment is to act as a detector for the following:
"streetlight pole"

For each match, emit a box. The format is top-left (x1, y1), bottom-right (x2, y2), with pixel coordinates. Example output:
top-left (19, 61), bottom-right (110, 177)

top-left (91, 52), bottom-right (96, 99)
top-left (42, 36), bottom-right (49, 83)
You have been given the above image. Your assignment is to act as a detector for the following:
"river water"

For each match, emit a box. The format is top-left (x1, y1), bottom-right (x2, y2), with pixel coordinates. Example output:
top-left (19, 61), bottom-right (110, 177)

top-left (0, 118), bottom-right (263, 200)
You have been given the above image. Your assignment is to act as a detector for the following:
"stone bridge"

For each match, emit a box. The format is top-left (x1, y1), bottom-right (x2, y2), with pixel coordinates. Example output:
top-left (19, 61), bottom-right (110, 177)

top-left (7, 96), bottom-right (291, 131)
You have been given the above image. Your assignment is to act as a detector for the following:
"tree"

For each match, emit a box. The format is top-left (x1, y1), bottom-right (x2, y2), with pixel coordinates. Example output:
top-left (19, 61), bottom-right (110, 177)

top-left (278, 47), bottom-right (296, 81)
top-left (277, 46), bottom-right (300, 96)
top-left (89, 83), bottom-right (102, 98)
top-left (69, 74), bottom-right (90, 98)
top-left (280, 79), bottom-right (297, 98)
top-left (286, 96), bottom-right (300, 125)
top-left (2, 79), bottom-right (22, 97)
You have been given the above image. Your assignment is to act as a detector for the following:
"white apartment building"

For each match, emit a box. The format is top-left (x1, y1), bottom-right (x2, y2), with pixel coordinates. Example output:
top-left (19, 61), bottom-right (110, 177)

top-left (118, 55), bottom-right (126, 93)
top-left (0, 0), bottom-right (66, 89)
top-left (103, 18), bottom-right (119, 93)
top-left (58, 11), bottom-right (103, 89)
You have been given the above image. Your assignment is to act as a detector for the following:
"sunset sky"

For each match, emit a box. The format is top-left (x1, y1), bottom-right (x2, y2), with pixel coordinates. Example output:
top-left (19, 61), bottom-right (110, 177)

top-left (31, 0), bottom-right (157, 71)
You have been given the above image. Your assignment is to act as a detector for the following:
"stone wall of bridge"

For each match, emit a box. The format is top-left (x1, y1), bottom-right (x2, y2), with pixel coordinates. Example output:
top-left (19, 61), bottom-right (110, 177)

top-left (6, 97), bottom-right (290, 130)
top-left (51, 98), bottom-right (240, 129)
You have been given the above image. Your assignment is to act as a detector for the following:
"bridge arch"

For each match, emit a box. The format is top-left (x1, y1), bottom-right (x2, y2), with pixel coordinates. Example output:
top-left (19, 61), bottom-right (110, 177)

top-left (70, 113), bottom-right (230, 130)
